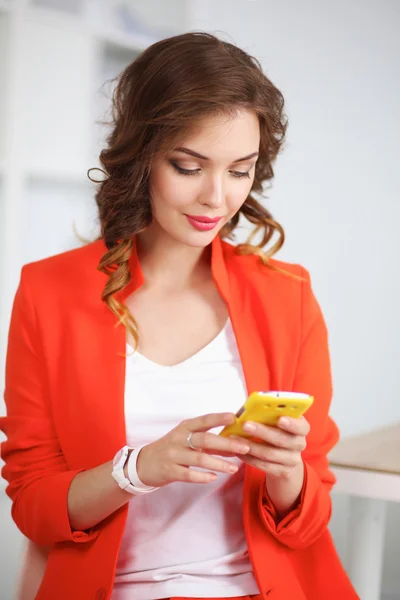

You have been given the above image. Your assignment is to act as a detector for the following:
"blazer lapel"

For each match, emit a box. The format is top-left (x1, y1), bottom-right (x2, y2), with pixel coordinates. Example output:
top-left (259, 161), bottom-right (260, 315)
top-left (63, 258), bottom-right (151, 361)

top-left (63, 240), bottom-right (144, 469)
top-left (211, 236), bottom-right (270, 395)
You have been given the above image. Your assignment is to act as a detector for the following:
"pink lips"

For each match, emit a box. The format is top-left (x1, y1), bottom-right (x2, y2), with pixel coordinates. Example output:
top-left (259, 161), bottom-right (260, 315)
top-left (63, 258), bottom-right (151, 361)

top-left (185, 215), bottom-right (222, 231)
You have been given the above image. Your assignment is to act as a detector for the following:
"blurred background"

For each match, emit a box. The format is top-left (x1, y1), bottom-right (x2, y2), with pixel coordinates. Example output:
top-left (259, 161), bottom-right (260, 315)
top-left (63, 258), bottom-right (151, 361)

top-left (0, 0), bottom-right (399, 598)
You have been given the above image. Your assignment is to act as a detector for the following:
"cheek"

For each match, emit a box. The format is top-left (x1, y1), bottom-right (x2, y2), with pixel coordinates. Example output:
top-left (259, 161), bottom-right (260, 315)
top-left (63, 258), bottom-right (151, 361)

top-left (151, 173), bottom-right (198, 212)
top-left (227, 180), bottom-right (253, 213)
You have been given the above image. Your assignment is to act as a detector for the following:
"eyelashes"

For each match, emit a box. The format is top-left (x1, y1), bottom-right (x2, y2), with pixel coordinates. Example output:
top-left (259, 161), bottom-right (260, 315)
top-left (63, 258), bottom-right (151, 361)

top-left (169, 160), bottom-right (251, 179)
top-left (170, 161), bottom-right (200, 176)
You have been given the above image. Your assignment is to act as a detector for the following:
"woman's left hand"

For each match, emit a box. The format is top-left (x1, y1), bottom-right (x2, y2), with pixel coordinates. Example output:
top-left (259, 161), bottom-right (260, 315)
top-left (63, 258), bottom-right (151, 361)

top-left (237, 415), bottom-right (310, 480)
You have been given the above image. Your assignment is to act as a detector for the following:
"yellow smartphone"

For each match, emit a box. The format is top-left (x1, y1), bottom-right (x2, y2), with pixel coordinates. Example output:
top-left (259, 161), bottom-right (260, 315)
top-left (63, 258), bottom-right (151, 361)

top-left (219, 391), bottom-right (314, 438)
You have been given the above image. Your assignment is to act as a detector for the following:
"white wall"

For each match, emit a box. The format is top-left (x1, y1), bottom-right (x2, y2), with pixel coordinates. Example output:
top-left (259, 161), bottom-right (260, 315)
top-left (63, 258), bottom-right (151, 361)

top-left (187, 1), bottom-right (400, 597)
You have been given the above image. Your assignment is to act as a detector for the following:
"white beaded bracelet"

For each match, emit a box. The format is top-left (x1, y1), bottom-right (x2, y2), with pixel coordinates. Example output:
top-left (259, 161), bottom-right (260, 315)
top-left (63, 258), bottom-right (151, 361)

top-left (127, 445), bottom-right (159, 494)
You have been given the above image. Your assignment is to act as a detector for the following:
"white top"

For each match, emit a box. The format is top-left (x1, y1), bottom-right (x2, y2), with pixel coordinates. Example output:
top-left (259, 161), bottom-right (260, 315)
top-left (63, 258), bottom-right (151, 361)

top-left (111, 319), bottom-right (260, 599)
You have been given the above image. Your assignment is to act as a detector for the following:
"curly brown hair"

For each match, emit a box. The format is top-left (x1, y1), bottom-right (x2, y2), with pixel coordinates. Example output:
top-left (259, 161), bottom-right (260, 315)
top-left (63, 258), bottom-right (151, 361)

top-left (90, 31), bottom-right (292, 344)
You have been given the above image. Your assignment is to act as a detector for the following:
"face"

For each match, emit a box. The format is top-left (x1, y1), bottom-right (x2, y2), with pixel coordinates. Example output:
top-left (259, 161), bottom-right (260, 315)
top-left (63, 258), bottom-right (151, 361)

top-left (147, 109), bottom-right (260, 248)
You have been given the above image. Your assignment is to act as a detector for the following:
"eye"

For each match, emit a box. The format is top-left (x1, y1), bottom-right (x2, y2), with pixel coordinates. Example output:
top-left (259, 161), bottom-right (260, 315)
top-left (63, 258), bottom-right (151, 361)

top-left (169, 160), bottom-right (251, 179)
top-left (231, 171), bottom-right (251, 179)
top-left (170, 161), bottom-right (201, 176)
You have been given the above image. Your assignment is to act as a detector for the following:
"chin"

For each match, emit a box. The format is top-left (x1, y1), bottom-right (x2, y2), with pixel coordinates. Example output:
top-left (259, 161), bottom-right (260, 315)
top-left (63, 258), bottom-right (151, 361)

top-left (178, 231), bottom-right (219, 248)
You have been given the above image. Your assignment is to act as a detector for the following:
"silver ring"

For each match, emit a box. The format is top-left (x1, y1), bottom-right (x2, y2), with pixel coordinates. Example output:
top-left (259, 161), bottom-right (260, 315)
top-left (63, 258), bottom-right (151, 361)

top-left (186, 432), bottom-right (197, 450)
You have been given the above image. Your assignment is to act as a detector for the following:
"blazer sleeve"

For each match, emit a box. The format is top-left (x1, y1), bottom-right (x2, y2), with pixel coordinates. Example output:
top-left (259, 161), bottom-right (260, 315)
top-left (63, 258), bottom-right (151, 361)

top-left (258, 266), bottom-right (339, 550)
top-left (0, 266), bottom-right (99, 546)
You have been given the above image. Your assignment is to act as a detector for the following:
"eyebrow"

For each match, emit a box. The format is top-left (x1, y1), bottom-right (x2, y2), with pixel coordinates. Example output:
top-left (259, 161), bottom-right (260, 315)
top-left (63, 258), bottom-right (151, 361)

top-left (173, 147), bottom-right (259, 163)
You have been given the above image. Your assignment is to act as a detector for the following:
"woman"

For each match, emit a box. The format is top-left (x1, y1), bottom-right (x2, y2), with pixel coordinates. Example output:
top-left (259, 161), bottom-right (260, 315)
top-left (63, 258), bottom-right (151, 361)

top-left (0, 32), bottom-right (358, 600)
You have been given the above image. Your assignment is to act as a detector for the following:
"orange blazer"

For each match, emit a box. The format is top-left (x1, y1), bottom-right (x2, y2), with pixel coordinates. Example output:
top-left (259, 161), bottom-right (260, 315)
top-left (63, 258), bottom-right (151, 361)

top-left (0, 236), bottom-right (358, 600)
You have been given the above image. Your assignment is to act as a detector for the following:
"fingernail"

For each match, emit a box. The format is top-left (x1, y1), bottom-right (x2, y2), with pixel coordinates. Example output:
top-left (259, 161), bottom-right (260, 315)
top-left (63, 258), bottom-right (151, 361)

top-left (279, 417), bottom-right (290, 428)
top-left (243, 422), bottom-right (256, 433)
top-left (228, 464), bottom-right (239, 473)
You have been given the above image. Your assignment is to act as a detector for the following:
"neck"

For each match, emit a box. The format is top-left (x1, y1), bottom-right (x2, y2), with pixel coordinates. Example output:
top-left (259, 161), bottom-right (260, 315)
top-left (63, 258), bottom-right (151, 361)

top-left (136, 224), bottom-right (213, 290)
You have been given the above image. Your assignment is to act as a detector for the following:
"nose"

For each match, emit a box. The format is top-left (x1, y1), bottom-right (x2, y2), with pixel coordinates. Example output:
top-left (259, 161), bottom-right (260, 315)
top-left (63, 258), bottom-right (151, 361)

top-left (200, 174), bottom-right (225, 209)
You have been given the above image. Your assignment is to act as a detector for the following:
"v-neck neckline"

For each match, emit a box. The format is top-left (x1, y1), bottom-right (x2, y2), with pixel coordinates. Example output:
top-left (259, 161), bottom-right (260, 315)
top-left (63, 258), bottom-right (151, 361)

top-left (126, 318), bottom-right (231, 370)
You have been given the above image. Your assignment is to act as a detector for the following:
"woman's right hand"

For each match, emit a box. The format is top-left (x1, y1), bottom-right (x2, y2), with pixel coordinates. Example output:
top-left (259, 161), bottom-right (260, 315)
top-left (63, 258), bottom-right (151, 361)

top-left (136, 412), bottom-right (251, 488)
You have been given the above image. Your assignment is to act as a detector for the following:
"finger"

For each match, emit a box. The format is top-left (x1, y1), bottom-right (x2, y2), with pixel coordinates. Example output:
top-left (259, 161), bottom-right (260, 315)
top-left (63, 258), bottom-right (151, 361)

top-left (243, 442), bottom-right (300, 467)
top-left (183, 412), bottom-right (236, 433)
top-left (173, 465), bottom-right (219, 484)
top-left (239, 454), bottom-right (293, 478)
top-left (277, 415), bottom-right (310, 436)
top-left (219, 435), bottom-right (255, 457)
top-left (189, 431), bottom-right (250, 456)
top-left (242, 421), bottom-right (306, 451)
top-left (203, 449), bottom-right (239, 458)
top-left (175, 449), bottom-right (240, 475)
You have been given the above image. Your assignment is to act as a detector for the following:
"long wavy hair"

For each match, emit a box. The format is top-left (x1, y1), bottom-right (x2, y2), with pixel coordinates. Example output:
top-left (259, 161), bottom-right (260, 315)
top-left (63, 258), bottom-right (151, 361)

top-left (90, 31), bottom-right (293, 344)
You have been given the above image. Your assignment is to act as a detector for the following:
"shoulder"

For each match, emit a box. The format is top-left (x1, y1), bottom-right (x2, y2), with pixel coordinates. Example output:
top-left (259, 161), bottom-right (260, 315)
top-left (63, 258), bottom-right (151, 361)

top-left (222, 240), bottom-right (311, 288)
top-left (21, 239), bottom-right (105, 278)
top-left (222, 240), bottom-right (324, 333)
top-left (19, 240), bottom-right (107, 303)
top-left (222, 240), bottom-right (320, 322)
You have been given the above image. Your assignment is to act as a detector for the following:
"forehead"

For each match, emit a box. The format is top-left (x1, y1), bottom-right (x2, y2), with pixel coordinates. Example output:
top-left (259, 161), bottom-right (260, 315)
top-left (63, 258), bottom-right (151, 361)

top-left (175, 109), bottom-right (260, 161)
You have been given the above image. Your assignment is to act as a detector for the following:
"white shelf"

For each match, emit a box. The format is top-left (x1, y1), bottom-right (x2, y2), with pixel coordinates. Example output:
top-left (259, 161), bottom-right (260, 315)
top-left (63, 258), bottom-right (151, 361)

top-left (25, 4), bottom-right (83, 29)
top-left (0, 3), bottom-right (164, 57)
top-left (93, 25), bottom-right (156, 54)
top-left (0, 2), bottom-right (164, 189)
top-left (26, 167), bottom-right (92, 186)
top-left (25, 4), bottom-right (156, 52)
